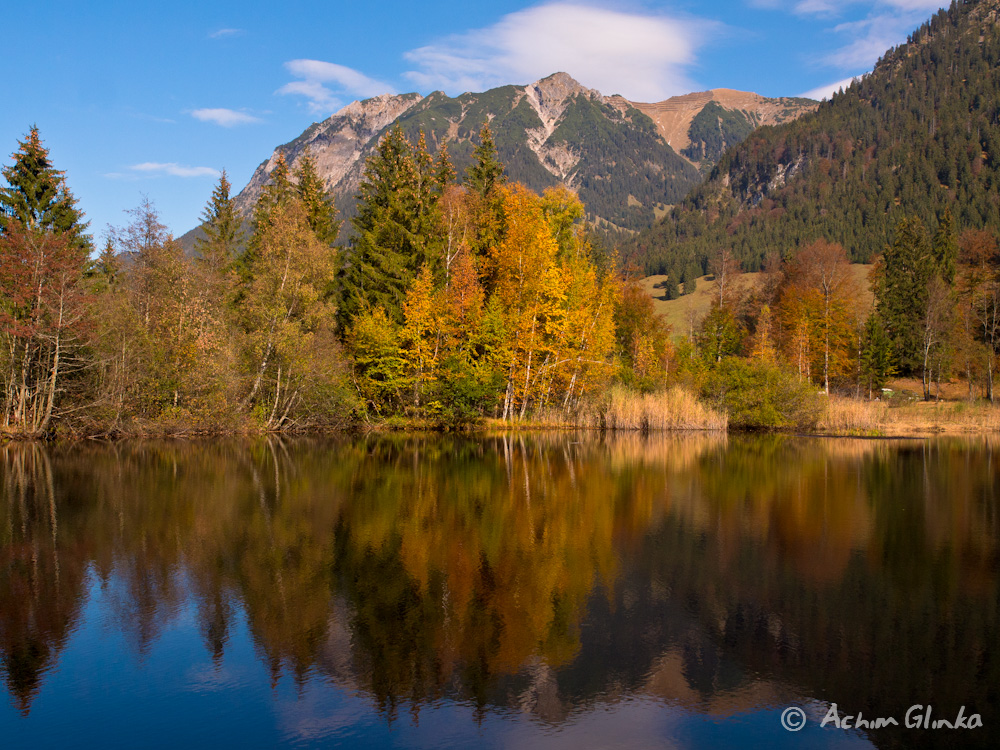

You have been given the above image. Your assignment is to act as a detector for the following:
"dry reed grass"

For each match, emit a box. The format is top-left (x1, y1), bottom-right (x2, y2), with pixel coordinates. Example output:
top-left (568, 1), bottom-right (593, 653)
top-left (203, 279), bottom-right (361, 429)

top-left (819, 395), bottom-right (1000, 435)
top-left (494, 386), bottom-right (727, 431)
top-left (818, 396), bottom-right (890, 435)
top-left (887, 400), bottom-right (1000, 433)
top-left (583, 385), bottom-right (728, 431)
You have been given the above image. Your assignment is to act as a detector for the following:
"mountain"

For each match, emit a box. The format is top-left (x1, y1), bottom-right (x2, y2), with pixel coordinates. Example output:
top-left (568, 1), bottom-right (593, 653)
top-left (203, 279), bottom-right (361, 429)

top-left (631, 89), bottom-right (816, 173)
top-left (629, 0), bottom-right (1000, 281)
top-left (224, 73), bottom-right (816, 238)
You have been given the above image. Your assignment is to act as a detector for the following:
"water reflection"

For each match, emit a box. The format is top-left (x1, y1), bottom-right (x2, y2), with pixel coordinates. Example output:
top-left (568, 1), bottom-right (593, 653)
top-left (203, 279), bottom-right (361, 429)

top-left (1, 435), bottom-right (998, 748)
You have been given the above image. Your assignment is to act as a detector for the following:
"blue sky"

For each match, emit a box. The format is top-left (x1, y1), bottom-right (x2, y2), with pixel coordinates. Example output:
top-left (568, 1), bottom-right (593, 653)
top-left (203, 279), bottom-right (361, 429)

top-left (2, 0), bottom-right (948, 241)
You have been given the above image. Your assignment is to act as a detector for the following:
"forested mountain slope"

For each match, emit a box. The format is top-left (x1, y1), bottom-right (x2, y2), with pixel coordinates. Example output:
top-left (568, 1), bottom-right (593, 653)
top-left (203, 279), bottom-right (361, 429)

top-left (629, 0), bottom-right (1000, 283)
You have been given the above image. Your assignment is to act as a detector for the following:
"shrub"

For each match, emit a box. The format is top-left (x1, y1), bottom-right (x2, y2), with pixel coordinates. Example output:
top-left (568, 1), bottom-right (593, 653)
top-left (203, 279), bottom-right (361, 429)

top-left (701, 358), bottom-right (821, 430)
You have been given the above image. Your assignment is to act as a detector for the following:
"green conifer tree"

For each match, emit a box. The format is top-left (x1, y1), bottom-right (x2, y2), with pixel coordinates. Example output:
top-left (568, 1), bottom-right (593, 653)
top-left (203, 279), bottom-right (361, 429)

top-left (195, 169), bottom-right (244, 271)
top-left (861, 314), bottom-right (896, 399)
top-left (294, 152), bottom-right (340, 247)
top-left (238, 155), bottom-right (295, 288)
top-left (338, 126), bottom-right (425, 328)
top-left (932, 207), bottom-right (958, 284)
top-left (0, 125), bottom-right (90, 250)
top-left (875, 217), bottom-right (933, 372)
top-left (466, 123), bottom-right (506, 198)
top-left (433, 141), bottom-right (456, 192)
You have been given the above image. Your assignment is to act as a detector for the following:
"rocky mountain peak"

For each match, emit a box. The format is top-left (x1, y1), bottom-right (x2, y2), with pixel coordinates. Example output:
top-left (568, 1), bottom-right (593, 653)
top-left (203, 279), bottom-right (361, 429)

top-left (524, 72), bottom-right (600, 130)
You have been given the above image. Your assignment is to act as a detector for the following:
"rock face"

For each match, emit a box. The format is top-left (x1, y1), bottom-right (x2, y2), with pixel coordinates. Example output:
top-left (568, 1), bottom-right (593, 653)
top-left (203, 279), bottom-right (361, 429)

top-left (631, 90), bottom-right (818, 170)
top-left (229, 73), bottom-right (816, 235)
top-left (234, 92), bottom-right (422, 215)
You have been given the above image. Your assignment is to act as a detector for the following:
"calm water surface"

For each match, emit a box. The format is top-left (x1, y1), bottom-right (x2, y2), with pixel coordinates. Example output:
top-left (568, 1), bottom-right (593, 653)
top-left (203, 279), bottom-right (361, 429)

top-left (1, 434), bottom-right (997, 749)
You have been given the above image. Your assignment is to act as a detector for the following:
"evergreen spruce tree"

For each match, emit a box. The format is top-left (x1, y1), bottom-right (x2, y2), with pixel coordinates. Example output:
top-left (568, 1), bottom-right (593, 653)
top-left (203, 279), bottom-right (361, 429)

top-left (339, 126), bottom-right (422, 328)
top-left (0, 125), bottom-right (90, 250)
top-left (238, 155), bottom-right (295, 288)
top-left (861, 314), bottom-right (896, 399)
top-left (875, 217), bottom-right (933, 372)
top-left (466, 124), bottom-right (508, 268)
top-left (295, 152), bottom-right (340, 247)
top-left (433, 141), bottom-right (456, 192)
top-left (195, 170), bottom-right (244, 271)
top-left (932, 207), bottom-right (958, 284)
top-left (466, 123), bottom-right (506, 198)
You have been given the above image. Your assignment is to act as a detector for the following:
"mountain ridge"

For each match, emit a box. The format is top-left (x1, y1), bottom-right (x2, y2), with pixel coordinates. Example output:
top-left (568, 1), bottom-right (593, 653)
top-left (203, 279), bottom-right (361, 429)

top-left (222, 73), bottom-right (817, 239)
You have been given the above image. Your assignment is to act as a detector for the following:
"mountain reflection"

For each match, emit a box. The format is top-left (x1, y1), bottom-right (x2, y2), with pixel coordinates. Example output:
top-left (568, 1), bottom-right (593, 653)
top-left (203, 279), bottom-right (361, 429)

top-left (1, 435), bottom-right (998, 747)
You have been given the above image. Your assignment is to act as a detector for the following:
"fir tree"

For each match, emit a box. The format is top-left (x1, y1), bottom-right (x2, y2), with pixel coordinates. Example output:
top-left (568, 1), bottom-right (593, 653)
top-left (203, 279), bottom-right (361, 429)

top-left (195, 170), bottom-right (244, 271)
top-left (295, 152), bottom-right (340, 247)
top-left (861, 314), bottom-right (896, 399)
top-left (466, 123), bottom-right (506, 198)
top-left (932, 207), bottom-right (959, 284)
top-left (339, 126), bottom-right (423, 327)
top-left (239, 155), bottom-right (295, 288)
top-left (433, 141), bottom-right (456, 193)
top-left (875, 217), bottom-right (933, 372)
top-left (0, 126), bottom-right (90, 250)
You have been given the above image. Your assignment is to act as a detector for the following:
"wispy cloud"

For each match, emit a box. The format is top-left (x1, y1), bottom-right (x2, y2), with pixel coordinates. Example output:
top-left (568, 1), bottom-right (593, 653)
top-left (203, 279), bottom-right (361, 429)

top-left (791, 0), bottom-right (945, 15)
top-left (191, 108), bottom-right (262, 127)
top-left (402, 2), bottom-right (716, 101)
top-left (127, 162), bottom-right (220, 178)
top-left (277, 60), bottom-right (396, 114)
top-left (799, 74), bottom-right (863, 100)
top-left (209, 28), bottom-right (244, 39)
top-left (821, 2), bottom-right (947, 69)
top-left (758, 1), bottom-right (948, 80)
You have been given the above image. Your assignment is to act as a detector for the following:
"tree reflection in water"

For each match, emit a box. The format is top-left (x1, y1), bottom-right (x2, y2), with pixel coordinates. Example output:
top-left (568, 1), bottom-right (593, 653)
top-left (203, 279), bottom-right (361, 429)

top-left (0, 435), bottom-right (997, 748)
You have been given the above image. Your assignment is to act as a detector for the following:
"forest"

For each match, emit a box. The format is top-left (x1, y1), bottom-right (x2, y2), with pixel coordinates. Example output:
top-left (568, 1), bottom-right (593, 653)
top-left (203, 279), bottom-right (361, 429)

top-left (0, 124), bottom-right (688, 437)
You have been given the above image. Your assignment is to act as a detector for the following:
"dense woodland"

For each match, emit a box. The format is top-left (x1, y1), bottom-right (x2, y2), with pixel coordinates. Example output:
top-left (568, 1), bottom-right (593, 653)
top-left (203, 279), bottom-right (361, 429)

top-left (0, 124), bottom-right (686, 437)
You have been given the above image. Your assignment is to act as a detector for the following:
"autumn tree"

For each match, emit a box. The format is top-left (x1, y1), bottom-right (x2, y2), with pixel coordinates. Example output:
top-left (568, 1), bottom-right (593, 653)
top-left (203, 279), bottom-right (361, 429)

top-left (0, 129), bottom-right (92, 435)
top-left (0, 226), bottom-right (90, 435)
top-left (238, 190), bottom-right (342, 429)
top-left (778, 240), bottom-right (859, 394)
top-left (958, 228), bottom-right (1000, 400)
top-left (709, 246), bottom-right (742, 311)
top-left (615, 278), bottom-right (672, 391)
top-left (98, 198), bottom-right (234, 425)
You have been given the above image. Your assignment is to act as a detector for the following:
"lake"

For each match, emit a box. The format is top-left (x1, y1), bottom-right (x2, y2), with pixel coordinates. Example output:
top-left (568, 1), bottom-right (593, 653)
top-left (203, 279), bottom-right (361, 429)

top-left (1, 434), bottom-right (997, 748)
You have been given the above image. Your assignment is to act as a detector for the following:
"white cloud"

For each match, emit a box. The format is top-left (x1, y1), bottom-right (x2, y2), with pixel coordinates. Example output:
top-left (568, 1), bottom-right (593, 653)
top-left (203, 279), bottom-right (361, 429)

top-left (820, 2), bottom-right (947, 69)
top-left (799, 74), bottom-right (863, 100)
top-left (793, 0), bottom-right (945, 15)
top-left (278, 60), bottom-right (396, 114)
top-left (128, 162), bottom-right (220, 178)
top-left (794, 0), bottom-right (841, 16)
top-left (191, 108), bottom-right (262, 127)
top-left (402, 2), bottom-right (717, 102)
top-left (209, 28), bottom-right (244, 39)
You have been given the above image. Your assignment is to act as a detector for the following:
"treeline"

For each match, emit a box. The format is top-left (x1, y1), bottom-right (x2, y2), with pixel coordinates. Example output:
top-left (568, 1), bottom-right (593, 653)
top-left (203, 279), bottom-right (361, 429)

top-left (0, 125), bottom-right (680, 437)
top-left (630, 0), bottom-right (1000, 284)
